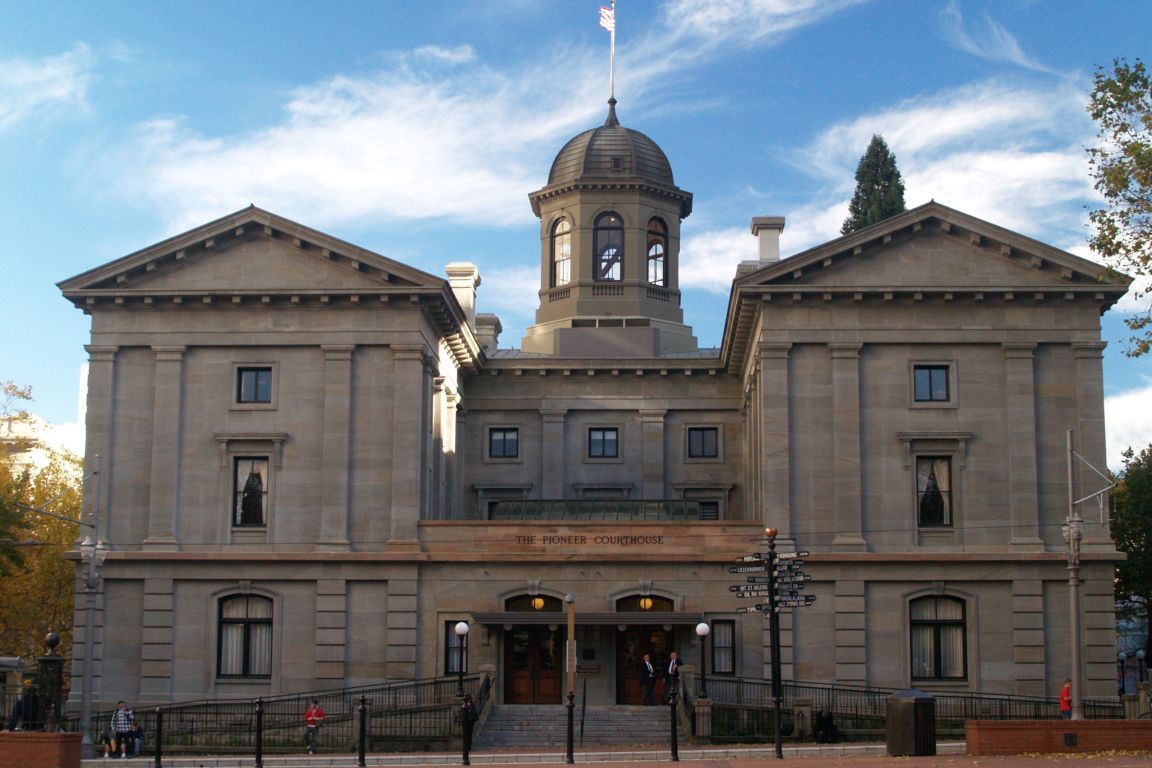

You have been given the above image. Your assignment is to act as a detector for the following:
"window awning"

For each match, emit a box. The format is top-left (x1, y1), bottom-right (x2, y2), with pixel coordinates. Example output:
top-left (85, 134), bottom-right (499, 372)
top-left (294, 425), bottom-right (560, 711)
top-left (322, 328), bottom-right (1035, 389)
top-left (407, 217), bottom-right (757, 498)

top-left (470, 611), bottom-right (702, 626)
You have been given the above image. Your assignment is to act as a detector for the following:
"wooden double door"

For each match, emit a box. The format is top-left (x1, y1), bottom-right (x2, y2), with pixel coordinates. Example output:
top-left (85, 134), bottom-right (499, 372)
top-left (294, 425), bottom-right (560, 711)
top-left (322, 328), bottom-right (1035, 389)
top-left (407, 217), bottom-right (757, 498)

top-left (504, 625), bottom-right (563, 704)
top-left (616, 627), bottom-right (673, 705)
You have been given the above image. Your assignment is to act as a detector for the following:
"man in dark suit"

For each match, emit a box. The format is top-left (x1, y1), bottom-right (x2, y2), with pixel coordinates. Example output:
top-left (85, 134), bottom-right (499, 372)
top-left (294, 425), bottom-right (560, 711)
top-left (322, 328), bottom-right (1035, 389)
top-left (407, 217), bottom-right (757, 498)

top-left (641, 654), bottom-right (657, 705)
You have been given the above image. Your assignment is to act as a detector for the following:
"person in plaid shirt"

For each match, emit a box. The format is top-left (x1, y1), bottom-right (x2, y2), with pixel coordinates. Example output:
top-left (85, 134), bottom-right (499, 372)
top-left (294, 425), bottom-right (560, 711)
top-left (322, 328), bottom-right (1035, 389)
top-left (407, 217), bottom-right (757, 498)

top-left (110, 701), bottom-right (133, 759)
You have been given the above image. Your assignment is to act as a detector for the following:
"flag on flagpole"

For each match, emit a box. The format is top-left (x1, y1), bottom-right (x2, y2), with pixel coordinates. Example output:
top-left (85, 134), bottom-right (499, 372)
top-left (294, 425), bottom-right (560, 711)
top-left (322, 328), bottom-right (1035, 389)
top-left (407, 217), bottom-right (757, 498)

top-left (599, 5), bottom-right (615, 33)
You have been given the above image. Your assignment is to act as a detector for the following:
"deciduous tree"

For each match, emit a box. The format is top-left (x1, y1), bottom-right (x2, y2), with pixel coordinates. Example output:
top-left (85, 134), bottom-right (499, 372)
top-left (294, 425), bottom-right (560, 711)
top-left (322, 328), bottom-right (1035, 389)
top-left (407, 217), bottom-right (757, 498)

top-left (1111, 443), bottom-right (1152, 661)
top-left (841, 134), bottom-right (906, 235)
top-left (1087, 58), bottom-right (1152, 356)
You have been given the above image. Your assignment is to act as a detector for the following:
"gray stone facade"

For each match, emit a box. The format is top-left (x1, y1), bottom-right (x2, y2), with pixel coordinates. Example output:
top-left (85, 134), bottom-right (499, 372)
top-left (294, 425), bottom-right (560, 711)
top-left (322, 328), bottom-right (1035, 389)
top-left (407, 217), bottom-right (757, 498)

top-left (59, 107), bottom-right (1130, 710)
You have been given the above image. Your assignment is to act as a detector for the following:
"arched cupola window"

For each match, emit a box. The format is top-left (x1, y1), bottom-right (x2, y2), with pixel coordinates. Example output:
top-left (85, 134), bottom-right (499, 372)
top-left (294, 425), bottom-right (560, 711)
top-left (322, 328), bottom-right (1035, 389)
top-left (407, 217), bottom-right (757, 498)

top-left (647, 218), bottom-right (667, 286)
top-left (551, 218), bottom-right (572, 288)
top-left (506, 594), bottom-right (563, 612)
top-left (594, 212), bottom-right (624, 281)
top-left (616, 594), bottom-right (674, 612)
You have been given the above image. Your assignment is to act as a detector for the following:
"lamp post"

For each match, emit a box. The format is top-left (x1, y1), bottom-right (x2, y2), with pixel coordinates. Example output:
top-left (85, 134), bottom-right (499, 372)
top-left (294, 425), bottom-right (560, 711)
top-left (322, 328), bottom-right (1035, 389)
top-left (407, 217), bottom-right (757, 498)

top-left (1118, 652), bottom-right (1128, 696)
top-left (1061, 439), bottom-right (1085, 722)
top-left (454, 621), bottom-right (469, 699)
top-left (564, 593), bottom-right (575, 765)
top-left (695, 622), bottom-right (709, 699)
top-left (1138, 649), bottom-right (1147, 683)
top-left (79, 535), bottom-right (108, 758)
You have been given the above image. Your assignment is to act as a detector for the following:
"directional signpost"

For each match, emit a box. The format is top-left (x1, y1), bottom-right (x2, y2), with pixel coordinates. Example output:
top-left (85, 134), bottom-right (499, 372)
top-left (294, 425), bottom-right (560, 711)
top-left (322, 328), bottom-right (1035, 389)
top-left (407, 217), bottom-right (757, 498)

top-left (729, 530), bottom-right (815, 760)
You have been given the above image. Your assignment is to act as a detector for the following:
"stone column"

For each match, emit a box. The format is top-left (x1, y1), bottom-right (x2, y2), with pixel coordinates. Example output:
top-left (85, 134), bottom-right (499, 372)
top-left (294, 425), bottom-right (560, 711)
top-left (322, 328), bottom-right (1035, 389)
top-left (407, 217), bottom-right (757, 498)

top-left (541, 410), bottom-right (567, 499)
top-left (389, 345), bottom-right (431, 548)
top-left (1003, 343), bottom-right (1041, 546)
top-left (759, 343), bottom-right (792, 535)
top-left (444, 390), bottom-right (460, 520)
top-left (144, 346), bottom-right (185, 550)
top-left (830, 344), bottom-right (865, 549)
top-left (83, 346), bottom-right (118, 542)
top-left (640, 409), bottom-right (666, 499)
top-left (319, 345), bottom-right (354, 550)
top-left (430, 377), bottom-right (446, 521)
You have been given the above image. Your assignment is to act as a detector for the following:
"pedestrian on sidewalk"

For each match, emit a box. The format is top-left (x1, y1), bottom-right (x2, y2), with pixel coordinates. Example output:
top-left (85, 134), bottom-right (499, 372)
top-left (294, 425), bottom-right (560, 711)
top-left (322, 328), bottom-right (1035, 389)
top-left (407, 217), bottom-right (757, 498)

top-left (304, 698), bottom-right (325, 754)
top-left (110, 701), bottom-right (133, 759)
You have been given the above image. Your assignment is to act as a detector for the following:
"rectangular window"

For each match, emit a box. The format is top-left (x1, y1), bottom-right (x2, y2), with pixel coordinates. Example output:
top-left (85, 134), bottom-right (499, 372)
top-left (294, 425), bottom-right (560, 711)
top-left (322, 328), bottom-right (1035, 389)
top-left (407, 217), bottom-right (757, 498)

top-left (913, 365), bottom-right (950, 402)
top-left (688, 427), bottom-right (719, 459)
top-left (588, 428), bottom-right (618, 458)
top-left (916, 456), bottom-right (952, 528)
top-left (237, 367), bottom-right (273, 403)
top-left (445, 622), bottom-right (467, 675)
top-left (711, 620), bottom-right (735, 675)
top-left (233, 457), bottom-right (269, 527)
top-left (489, 427), bottom-right (519, 459)
top-left (218, 595), bottom-right (272, 678)
top-left (697, 500), bottom-right (720, 520)
top-left (910, 596), bottom-right (966, 680)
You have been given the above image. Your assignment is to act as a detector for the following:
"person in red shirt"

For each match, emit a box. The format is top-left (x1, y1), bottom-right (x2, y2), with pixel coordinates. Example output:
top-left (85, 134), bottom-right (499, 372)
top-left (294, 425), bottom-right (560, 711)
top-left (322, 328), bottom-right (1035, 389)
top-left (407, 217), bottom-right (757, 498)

top-left (304, 699), bottom-right (325, 754)
top-left (1059, 678), bottom-right (1073, 719)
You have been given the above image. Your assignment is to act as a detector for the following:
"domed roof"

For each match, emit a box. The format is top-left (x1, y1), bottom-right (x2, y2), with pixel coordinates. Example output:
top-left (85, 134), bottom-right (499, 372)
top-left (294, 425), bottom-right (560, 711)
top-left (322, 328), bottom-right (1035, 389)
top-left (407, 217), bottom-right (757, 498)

top-left (547, 99), bottom-right (675, 187)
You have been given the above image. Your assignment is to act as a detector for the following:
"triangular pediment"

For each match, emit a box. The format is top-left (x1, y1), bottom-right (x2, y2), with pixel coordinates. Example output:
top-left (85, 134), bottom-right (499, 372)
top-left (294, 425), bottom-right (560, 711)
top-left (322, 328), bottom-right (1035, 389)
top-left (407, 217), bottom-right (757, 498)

top-left (58, 206), bottom-right (441, 297)
top-left (737, 201), bottom-right (1130, 294)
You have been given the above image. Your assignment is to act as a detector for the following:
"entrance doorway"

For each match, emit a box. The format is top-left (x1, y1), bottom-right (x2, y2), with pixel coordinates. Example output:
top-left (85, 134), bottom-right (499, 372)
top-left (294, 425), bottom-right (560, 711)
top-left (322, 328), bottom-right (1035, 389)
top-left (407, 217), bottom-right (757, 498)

top-left (616, 626), bottom-right (674, 704)
top-left (504, 626), bottom-right (563, 704)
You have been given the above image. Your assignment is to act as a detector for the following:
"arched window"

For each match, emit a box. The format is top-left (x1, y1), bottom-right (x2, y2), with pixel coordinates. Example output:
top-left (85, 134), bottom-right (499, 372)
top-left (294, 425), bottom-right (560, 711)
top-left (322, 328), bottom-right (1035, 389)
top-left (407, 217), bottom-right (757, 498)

top-left (647, 218), bottom-right (667, 286)
top-left (615, 594), bottom-right (674, 612)
top-left (218, 595), bottom-right (273, 678)
top-left (505, 594), bottom-right (563, 612)
top-left (910, 596), bottom-right (966, 680)
top-left (594, 212), bottom-right (624, 281)
top-left (551, 219), bottom-right (572, 287)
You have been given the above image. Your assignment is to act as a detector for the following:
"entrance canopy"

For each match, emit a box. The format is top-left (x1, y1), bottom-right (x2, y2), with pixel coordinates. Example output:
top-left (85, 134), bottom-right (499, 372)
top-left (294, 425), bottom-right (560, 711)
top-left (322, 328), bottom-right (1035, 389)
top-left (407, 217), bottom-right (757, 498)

top-left (471, 611), bottom-right (702, 626)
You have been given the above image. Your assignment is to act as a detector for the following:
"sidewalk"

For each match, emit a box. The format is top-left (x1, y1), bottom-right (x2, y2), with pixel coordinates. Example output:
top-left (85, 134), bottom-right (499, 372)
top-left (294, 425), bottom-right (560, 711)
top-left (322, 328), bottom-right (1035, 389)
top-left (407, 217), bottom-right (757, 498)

top-left (82, 740), bottom-right (1152, 768)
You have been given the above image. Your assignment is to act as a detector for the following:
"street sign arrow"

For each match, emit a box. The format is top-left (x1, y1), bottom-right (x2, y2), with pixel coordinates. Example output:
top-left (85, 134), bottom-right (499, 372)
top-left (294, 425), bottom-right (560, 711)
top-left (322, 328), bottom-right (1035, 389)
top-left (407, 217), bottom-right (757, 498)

top-left (736, 554), bottom-right (767, 562)
top-left (736, 590), bottom-right (774, 599)
top-left (776, 559), bottom-right (805, 568)
top-left (777, 595), bottom-right (817, 607)
top-left (776, 551), bottom-right (809, 560)
top-left (728, 564), bottom-right (771, 574)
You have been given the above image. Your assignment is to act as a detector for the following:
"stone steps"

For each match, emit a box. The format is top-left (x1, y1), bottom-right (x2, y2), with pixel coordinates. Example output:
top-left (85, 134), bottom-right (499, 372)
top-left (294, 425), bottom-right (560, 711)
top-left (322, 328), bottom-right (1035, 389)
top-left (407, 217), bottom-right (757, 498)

top-left (475, 705), bottom-right (673, 749)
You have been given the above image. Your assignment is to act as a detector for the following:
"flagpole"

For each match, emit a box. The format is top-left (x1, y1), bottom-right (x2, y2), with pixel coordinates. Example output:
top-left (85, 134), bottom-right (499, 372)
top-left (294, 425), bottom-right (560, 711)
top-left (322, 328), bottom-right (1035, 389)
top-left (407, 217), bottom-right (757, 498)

top-left (608, 0), bottom-right (616, 100)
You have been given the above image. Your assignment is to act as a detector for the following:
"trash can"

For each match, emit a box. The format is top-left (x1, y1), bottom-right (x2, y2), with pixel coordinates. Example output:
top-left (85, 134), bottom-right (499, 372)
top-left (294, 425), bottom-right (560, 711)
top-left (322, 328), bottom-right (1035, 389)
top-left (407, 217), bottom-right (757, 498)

top-left (885, 688), bottom-right (936, 756)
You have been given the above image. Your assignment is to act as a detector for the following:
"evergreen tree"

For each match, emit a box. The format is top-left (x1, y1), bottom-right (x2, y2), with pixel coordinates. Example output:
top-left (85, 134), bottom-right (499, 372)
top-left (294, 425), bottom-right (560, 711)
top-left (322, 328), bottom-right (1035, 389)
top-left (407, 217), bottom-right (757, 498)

top-left (841, 134), bottom-right (906, 235)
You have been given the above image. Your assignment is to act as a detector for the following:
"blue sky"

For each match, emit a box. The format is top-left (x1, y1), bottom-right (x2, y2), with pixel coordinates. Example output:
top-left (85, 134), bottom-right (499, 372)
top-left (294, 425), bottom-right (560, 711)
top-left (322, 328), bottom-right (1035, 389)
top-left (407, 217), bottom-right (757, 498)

top-left (2, 0), bottom-right (1149, 467)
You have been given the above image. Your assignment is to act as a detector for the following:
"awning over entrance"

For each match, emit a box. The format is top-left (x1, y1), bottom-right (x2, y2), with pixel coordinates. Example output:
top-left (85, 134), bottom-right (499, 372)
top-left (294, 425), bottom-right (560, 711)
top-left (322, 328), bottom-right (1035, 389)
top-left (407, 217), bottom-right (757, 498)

top-left (471, 611), bottom-right (702, 626)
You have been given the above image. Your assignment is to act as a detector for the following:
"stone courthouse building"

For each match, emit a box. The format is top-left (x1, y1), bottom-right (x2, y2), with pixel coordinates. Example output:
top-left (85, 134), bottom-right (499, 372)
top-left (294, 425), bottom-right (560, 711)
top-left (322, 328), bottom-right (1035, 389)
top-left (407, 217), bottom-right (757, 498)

top-left (60, 97), bottom-right (1131, 710)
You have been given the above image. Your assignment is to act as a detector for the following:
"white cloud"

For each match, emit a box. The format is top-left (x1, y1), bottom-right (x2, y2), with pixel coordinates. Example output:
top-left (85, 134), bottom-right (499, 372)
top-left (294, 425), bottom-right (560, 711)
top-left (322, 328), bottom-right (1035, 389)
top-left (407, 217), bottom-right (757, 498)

top-left (1106, 382), bottom-right (1152, 471)
top-left (940, 0), bottom-right (1059, 75)
top-left (476, 264), bottom-right (540, 341)
top-left (0, 44), bottom-right (93, 131)
top-left (681, 227), bottom-right (757, 293)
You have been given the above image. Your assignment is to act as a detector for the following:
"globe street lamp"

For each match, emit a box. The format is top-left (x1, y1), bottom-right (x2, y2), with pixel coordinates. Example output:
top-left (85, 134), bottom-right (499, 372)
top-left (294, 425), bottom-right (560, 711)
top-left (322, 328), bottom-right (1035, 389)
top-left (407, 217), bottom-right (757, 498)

top-left (79, 535), bottom-right (108, 758)
top-left (695, 622), bottom-right (710, 699)
top-left (454, 622), bottom-right (470, 699)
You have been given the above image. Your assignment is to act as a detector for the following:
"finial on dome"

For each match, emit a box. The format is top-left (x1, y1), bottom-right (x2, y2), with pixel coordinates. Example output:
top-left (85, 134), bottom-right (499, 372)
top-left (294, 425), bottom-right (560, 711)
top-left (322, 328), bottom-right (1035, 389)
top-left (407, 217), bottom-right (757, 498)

top-left (604, 97), bottom-right (619, 127)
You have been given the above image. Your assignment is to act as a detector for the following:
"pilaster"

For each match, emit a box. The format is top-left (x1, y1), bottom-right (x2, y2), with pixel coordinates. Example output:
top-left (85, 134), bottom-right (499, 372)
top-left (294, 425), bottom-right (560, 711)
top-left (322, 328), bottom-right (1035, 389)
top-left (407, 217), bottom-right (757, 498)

top-left (1003, 344), bottom-right (1041, 545)
top-left (387, 572), bottom-right (420, 678)
top-left (83, 346), bottom-right (118, 542)
top-left (139, 578), bottom-right (174, 698)
top-left (639, 409), bottom-right (666, 499)
top-left (389, 345), bottom-right (432, 548)
top-left (315, 579), bottom-right (347, 684)
top-left (759, 343), bottom-right (792, 535)
top-left (1011, 579), bottom-right (1045, 696)
top-left (830, 344), bottom-right (865, 549)
top-left (144, 347), bottom-right (185, 550)
top-left (1072, 343), bottom-right (1110, 544)
top-left (318, 345), bottom-right (354, 550)
top-left (834, 579), bottom-right (867, 684)
top-left (541, 410), bottom-right (568, 498)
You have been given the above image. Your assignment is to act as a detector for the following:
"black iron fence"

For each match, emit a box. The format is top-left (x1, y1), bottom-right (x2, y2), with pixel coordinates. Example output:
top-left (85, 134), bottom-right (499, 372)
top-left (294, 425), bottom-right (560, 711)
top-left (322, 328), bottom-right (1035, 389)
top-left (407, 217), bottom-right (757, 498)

top-left (702, 677), bottom-right (1124, 742)
top-left (81, 674), bottom-right (488, 756)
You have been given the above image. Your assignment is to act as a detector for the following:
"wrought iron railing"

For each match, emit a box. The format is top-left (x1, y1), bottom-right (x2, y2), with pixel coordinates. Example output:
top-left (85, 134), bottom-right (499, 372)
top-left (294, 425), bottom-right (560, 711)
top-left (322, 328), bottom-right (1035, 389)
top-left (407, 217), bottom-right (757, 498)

top-left (701, 677), bottom-right (1123, 742)
top-left (81, 674), bottom-right (488, 755)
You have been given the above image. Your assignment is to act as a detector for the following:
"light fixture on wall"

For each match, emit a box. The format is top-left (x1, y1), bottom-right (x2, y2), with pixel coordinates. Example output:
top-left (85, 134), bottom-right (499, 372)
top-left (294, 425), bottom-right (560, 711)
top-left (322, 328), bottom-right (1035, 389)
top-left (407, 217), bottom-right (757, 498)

top-left (532, 596), bottom-right (546, 611)
top-left (639, 596), bottom-right (653, 611)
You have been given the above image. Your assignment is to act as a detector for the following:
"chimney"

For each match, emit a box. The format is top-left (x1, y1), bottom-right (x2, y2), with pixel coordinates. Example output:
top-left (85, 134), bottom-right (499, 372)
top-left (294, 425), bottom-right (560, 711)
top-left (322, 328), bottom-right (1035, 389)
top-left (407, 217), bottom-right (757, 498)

top-left (751, 216), bottom-right (786, 264)
top-left (475, 313), bottom-right (503, 355)
top-left (445, 262), bottom-right (480, 328)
